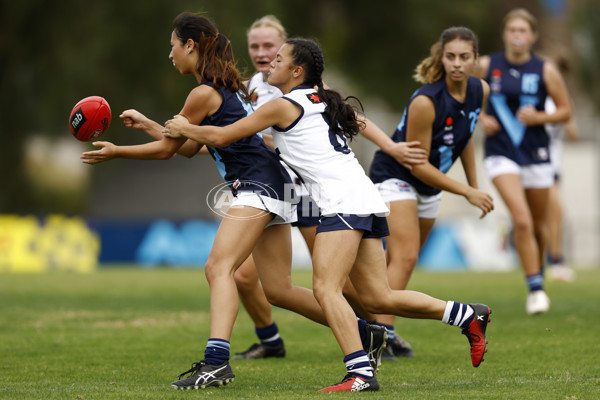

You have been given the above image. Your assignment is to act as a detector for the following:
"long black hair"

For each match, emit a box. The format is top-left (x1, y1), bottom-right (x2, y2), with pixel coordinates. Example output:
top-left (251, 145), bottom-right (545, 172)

top-left (286, 38), bottom-right (364, 140)
top-left (173, 12), bottom-right (250, 101)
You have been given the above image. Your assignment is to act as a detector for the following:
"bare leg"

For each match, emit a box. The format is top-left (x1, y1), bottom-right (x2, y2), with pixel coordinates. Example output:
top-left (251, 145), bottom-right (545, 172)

top-left (234, 255), bottom-right (273, 328)
top-left (204, 207), bottom-right (273, 340)
top-left (492, 174), bottom-right (541, 276)
top-left (526, 187), bottom-right (550, 270)
top-left (298, 225), bottom-right (317, 254)
top-left (312, 229), bottom-right (364, 355)
top-left (350, 238), bottom-right (446, 319)
top-left (252, 223), bottom-right (329, 326)
top-left (377, 200), bottom-right (435, 327)
top-left (546, 182), bottom-right (563, 261)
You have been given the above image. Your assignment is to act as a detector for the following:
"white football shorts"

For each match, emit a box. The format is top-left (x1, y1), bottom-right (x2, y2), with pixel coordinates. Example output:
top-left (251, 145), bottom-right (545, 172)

top-left (375, 178), bottom-right (442, 219)
top-left (484, 155), bottom-right (553, 189)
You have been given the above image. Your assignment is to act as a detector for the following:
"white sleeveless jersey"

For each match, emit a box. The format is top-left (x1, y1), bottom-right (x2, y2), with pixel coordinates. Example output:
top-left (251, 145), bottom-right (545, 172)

top-left (273, 87), bottom-right (389, 217)
top-left (247, 73), bottom-right (309, 197)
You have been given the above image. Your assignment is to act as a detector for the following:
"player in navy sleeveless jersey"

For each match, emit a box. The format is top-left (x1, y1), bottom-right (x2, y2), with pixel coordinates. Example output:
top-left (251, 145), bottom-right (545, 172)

top-left (165, 38), bottom-right (492, 393)
top-left (81, 13), bottom-right (304, 390)
top-left (369, 27), bottom-right (493, 361)
top-left (476, 9), bottom-right (572, 315)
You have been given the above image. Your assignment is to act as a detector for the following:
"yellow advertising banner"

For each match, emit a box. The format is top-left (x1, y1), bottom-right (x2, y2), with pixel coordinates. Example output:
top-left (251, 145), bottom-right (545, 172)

top-left (0, 215), bottom-right (100, 273)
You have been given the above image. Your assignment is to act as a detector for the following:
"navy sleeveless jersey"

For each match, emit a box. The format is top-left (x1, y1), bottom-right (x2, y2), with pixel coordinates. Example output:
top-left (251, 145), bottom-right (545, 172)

top-left (484, 52), bottom-right (549, 165)
top-left (370, 76), bottom-right (483, 196)
top-left (199, 82), bottom-right (291, 198)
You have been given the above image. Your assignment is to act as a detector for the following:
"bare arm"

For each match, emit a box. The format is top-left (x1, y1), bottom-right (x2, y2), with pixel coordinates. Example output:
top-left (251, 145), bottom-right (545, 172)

top-left (117, 108), bottom-right (202, 158)
top-left (460, 139), bottom-right (478, 188)
top-left (460, 79), bottom-right (489, 188)
top-left (261, 133), bottom-right (275, 149)
top-left (473, 58), bottom-right (501, 136)
top-left (543, 62), bottom-right (572, 124)
top-left (164, 97), bottom-right (299, 147)
top-left (517, 62), bottom-right (572, 126)
top-left (359, 117), bottom-right (427, 170)
top-left (81, 85), bottom-right (217, 164)
top-left (474, 55), bottom-right (490, 79)
top-left (407, 96), bottom-right (494, 218)
top-left (565, 112), bottom-right (579, 141)
top-left (80, 134), bottom-right (188, 164)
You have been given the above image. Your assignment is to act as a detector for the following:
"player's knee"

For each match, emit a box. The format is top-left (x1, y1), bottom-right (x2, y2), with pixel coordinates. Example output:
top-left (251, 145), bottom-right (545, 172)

top-left (234, 268), bottom-right (255, 292)
top-left (362, 294), bottom-right (390, 315)
top-left (262, 285), bottom-right (287, 307)
top-left (313, 280), bottom-right (338, 306)
top-left (391, 253), bottom-right (418, 272)
top-left (203, 258), bottom-right (230, 285)
top-left (204, 262), bottom-right (217, 284)
top-left (512, 215), bottom-right (533, 235)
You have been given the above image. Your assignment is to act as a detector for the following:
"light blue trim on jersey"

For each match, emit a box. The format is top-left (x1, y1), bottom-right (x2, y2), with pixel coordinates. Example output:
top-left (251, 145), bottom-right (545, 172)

top-left (520, 95), bottom-right (539, 107)
top-left (237, 91), bottom-right (254, 116)
top-left (396, 108), bottom-right (407, 132)
top-left (396, 88), bottom-right (419, 132)
top-left (236, 91), bottom-right (265, 138)
top-left (208, 145), bottom-right (228, 181)
top-left (490, 93), bottom-right (525, 147)
top-left (438, 145), bottom-right (453, 173)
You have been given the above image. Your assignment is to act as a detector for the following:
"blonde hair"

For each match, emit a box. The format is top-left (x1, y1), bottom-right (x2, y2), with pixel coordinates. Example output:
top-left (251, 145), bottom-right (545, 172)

top-left (413, 27), bottom-right (479, 84)
top-left (502, 8), bottom-right (538, 34)
top-left (247, 15), bottom-right (287, 42)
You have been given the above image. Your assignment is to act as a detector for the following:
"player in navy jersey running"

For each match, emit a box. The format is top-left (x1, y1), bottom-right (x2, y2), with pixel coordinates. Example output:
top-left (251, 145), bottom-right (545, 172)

top-left (475, 9), bottom-right (572, 314)
top-left (164, 37), bottom-right (492, 393)
top-left (369, 26), bottom-right (494, 361)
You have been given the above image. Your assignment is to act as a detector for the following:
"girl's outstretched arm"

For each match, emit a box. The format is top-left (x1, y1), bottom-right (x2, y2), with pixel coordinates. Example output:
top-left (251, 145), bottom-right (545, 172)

top-left (164, 97), bottom-right (299, 147)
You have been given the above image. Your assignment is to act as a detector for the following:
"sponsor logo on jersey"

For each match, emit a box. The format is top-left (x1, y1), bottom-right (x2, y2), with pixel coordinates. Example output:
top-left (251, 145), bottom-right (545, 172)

top-left (444, 116), bottom-right (454, 132)
top-left (443, 133), bottom-right (454, 145)
top-left (536, 147), bottom-right (549, 161)
top-left (306, 93), bottom-right (322, 104)
top-left (491, 68), bottom-right (502, 93)
top-left (394, 181), bottom-right (411, 192)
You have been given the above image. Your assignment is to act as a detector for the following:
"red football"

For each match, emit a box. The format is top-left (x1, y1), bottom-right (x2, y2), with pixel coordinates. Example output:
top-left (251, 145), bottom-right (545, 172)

top-left (69, 96), bottom-right (111, 141)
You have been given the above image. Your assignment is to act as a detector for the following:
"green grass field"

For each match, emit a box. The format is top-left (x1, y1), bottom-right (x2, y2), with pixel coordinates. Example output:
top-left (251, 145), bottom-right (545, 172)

top-left (1, 267), bottom-right (599, 399)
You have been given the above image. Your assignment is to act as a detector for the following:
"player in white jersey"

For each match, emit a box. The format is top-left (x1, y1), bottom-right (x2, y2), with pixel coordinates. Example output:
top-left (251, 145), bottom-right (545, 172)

top-left (164, 38), bottom-right (492, 393)
top-left (241, 16), bottom-right (424, 360)
top-left (273, 86), bottom-right (388, 216)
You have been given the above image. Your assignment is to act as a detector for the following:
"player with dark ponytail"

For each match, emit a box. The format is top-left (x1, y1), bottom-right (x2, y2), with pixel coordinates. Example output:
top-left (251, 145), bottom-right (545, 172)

top-left (172, 12), bottom-right (250, 99)
top-left (285, 38), bottom-right (364, 140)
